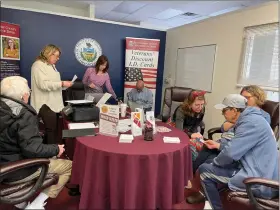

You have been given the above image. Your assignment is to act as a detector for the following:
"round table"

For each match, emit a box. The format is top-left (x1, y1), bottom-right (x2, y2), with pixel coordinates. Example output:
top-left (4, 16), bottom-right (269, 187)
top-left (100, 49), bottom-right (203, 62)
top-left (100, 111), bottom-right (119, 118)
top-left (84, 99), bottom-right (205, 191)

top-left (71, 122), bottom-right (193, 210)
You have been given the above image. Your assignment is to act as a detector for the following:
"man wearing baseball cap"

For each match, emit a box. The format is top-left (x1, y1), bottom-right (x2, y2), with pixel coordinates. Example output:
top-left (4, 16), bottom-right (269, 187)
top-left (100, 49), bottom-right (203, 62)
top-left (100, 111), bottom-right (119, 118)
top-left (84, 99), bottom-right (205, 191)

top-left (198, 94), bottom-right (278, 210)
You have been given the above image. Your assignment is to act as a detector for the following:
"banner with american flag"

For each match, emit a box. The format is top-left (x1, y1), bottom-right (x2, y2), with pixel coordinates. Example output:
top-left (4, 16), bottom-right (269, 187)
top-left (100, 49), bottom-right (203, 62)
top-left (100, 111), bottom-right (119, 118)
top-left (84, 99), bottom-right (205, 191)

top-left (124, 37), bottom-right (160, 109)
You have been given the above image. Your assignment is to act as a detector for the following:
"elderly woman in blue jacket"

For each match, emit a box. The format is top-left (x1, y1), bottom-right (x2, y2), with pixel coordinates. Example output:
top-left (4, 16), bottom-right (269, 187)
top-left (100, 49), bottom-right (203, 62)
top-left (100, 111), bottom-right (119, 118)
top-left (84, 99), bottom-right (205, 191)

top-left (199, 94), bottom-right (278, 210)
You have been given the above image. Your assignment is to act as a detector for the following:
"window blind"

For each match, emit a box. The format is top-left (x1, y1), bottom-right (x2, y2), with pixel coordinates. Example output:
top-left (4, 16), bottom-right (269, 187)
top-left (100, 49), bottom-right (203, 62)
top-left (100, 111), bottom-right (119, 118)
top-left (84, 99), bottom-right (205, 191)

top-left (238, 23), bottom-right (279, 90)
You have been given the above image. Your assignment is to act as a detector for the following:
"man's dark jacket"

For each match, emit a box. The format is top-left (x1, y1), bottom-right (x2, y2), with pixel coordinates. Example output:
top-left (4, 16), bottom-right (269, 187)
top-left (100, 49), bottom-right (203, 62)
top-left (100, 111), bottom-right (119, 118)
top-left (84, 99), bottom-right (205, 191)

top-left (0, 95), bottom-right (58, 182)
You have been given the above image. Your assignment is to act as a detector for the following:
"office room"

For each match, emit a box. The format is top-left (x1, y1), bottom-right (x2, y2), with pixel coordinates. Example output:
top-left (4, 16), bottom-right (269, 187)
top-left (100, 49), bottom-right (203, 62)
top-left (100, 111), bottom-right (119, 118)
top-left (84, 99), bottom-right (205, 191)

top-left (0, 1), bottom-right (278, 210)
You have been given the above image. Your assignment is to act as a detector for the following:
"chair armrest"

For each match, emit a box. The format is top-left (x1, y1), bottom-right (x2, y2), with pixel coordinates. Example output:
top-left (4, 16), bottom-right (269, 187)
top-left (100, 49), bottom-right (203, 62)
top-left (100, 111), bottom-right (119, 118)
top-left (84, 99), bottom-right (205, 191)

top-left (244, 177), bottom-right (279, 190)
top-left (244, 177), bottom-right (279, 210)
top-left (208, 127), bottom-right (222, 139)
top-left (0, 158), bottom-right (50, 177)
top-left (0, 158), bottom-right (50, 205)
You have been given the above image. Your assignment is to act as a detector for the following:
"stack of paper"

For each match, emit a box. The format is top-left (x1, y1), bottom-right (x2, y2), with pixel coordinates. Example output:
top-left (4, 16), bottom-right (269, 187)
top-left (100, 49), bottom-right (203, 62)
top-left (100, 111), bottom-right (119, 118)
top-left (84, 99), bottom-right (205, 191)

top-left (119, 134), bottom-right (134, 143)
top-left (68, 122), bottom-right (98, 130)
top-left (163, 137), bottom-right (180, 143)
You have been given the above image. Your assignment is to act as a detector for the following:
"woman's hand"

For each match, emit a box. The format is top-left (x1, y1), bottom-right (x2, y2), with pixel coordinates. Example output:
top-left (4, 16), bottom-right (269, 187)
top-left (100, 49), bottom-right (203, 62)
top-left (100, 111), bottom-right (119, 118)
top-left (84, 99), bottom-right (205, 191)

top-left (204, 140), bottom-right (220, 150)
top-left (57, 144), bottom-right (65, 157)
top-left (62, 81), bottom-right (73, 88)
top-left (191, 132), bottom-right (203, 139)
top-left (89, 83), bottom-right (95, 88)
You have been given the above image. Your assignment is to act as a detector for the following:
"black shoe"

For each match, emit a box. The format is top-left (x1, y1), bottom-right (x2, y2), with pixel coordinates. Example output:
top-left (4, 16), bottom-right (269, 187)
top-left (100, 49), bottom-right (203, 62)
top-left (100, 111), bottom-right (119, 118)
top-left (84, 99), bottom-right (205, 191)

top-left (186, 192), bottom-right (205, 204)
top-left (68, 188), bottom-right (81, 196)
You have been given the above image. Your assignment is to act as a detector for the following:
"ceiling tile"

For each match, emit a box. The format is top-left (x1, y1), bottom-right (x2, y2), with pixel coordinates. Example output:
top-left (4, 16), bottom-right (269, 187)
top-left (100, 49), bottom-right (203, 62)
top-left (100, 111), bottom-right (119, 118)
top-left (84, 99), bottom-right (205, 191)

top-left (153, 8), bottom-right (185, 20)
top-left (112, 1), bottom-right (147, 14)
top-left (102, 11), bottom-right (128, 22)
top-left (92, 1), bottom-right (123, 18)
top-left (119, 3), bottom-right (171, 22)
top-left (171, 1), bottom-right (244, 16)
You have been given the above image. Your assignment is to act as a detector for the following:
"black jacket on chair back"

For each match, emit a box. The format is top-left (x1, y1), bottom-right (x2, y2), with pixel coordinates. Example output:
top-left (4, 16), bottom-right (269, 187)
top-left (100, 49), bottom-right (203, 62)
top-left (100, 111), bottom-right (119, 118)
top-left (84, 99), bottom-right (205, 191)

top-left (0, 95), bottom-right (59, 182)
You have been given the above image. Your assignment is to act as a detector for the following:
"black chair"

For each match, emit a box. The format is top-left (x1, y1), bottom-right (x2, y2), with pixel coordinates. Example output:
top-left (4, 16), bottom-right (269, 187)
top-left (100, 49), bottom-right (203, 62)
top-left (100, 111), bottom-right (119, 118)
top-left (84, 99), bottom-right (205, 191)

top-left (62, 80), bottom-right (85, 106)
top-left (161, 87), bottom-right (193, 122)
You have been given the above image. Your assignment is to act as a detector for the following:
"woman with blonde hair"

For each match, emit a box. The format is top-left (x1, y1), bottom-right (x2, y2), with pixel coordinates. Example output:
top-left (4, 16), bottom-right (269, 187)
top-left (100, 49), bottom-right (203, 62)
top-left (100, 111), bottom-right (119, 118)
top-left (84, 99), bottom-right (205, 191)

top-left (31, 44), bottom-right (73, 144)
top-left (0, 76), bottom-right (72, 209)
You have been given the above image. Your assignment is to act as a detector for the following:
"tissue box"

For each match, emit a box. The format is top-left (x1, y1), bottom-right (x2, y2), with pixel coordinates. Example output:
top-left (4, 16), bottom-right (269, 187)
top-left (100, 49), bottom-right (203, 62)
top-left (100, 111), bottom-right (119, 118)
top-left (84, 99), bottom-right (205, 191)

top-left (131, 112), bottom-right (142, 137)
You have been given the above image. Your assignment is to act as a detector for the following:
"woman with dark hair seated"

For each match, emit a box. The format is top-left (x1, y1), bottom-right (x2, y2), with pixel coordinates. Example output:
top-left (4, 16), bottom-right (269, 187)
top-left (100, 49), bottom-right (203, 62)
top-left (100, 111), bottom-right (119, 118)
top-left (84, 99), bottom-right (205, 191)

top-left (0, 76), bottom-right (72, 210)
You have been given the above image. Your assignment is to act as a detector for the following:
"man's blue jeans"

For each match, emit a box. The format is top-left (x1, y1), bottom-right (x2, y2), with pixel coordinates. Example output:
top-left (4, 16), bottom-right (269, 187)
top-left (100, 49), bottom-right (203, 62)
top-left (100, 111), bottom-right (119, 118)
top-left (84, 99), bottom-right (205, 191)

top-left (198, 163), bottom-right (240, 210)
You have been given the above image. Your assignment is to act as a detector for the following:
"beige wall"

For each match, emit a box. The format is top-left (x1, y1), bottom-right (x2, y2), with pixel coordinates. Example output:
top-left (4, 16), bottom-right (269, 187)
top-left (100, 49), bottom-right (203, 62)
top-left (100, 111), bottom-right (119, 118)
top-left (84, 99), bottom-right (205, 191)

top-left (163, 2), bottom-right (279, 135)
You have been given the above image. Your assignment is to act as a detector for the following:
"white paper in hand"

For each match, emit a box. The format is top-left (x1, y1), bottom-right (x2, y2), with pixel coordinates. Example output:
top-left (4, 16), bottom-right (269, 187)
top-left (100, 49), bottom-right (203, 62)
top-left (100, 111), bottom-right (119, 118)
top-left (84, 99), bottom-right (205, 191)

top-left (62, 75), bottom-right (78, 90)
top-left (71, 75), bottom-right (78, 83)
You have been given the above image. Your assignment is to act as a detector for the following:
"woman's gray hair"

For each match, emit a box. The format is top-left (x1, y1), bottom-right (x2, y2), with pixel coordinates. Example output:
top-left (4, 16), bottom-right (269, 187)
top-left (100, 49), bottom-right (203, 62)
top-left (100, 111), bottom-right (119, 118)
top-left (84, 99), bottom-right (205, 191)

top-left (0, 76), bottom-right (30, 100)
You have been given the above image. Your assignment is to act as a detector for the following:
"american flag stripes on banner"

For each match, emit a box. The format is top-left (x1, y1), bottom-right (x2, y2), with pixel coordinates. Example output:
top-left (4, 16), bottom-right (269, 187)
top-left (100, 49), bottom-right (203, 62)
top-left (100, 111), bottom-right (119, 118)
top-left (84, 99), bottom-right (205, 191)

top-left (125, 67), bottom-right (157, 89)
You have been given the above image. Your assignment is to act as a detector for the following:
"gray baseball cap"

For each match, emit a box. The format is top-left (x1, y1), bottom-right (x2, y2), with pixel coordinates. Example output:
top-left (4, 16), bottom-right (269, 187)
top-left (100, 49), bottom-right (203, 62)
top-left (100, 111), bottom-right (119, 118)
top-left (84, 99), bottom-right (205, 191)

top-left (214, 94), bottom-right (247, 110)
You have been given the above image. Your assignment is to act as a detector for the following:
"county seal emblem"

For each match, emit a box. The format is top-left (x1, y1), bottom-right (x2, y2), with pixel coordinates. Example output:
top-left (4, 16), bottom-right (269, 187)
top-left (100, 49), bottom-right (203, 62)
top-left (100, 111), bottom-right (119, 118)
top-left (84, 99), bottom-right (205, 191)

top-left (74, 38), bottom-right (102, 66)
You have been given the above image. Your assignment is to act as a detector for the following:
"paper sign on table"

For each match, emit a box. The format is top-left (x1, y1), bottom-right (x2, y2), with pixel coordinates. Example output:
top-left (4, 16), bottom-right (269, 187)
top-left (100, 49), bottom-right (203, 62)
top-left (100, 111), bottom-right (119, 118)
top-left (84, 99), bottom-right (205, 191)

top-left (131, 112), bottom-right (142, 137)
top-left (99, 104), bottom-right (119, 137)
top-left (117, 119), bottom-right (132, 133)
top-left (96, 93), bottom-right (112, 108)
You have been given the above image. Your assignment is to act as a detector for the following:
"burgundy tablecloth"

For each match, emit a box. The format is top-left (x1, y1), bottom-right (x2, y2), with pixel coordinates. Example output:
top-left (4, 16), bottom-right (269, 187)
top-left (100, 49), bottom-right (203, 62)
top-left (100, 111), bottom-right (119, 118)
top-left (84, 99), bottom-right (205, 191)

top-left (71, 122), bottom-right (193, 210)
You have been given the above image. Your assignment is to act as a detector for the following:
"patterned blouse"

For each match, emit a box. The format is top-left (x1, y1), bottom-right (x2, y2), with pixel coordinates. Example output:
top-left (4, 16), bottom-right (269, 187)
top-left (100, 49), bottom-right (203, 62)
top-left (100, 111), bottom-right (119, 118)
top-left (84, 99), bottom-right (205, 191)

top-left (82, 67), bottom-right (117, 99)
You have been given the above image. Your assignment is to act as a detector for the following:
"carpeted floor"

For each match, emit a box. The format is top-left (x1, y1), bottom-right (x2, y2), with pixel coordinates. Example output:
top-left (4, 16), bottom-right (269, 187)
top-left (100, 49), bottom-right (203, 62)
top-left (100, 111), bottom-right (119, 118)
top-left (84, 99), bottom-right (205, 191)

top-left (1, 187), bottom-right (206, 210)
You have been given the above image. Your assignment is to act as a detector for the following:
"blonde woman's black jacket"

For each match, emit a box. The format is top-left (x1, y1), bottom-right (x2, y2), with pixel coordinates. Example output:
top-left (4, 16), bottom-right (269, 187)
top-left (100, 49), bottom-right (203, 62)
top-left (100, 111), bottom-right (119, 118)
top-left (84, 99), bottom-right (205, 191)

top-left (0, 95), bottom-right (59, 182)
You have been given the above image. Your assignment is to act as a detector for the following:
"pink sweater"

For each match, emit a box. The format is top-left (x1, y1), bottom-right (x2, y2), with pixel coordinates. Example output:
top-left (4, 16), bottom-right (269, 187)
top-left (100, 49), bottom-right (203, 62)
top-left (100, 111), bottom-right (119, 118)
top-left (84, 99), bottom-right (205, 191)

top-left (82, 67), bottom-right (117, 99)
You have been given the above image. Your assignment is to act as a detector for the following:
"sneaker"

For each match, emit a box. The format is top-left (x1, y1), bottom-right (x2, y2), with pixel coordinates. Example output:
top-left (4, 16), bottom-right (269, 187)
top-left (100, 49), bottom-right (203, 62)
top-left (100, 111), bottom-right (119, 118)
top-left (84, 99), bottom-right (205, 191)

top-left (25, 202), bottom-right (46, 210)
top-left (14, 201), bottom-right (27, 209)
top-left (204, 201), bottom-right (212, 209)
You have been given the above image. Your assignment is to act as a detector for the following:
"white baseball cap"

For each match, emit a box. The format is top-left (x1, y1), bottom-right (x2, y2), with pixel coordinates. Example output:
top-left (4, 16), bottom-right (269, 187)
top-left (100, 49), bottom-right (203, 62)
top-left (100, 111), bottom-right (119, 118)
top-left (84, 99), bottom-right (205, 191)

top-left (214, 94), bottom-right (247, 110)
